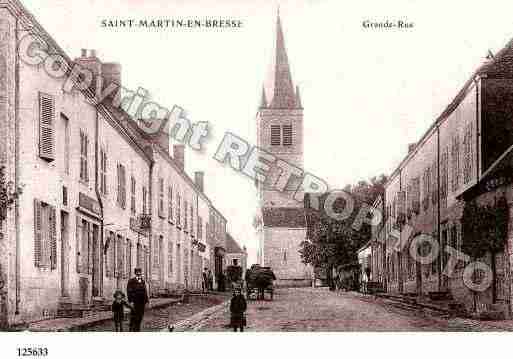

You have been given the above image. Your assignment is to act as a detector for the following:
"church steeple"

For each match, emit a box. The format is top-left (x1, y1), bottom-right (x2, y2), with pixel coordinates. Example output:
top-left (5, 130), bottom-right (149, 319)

top-left (264, 10), bottom-right (299, 109)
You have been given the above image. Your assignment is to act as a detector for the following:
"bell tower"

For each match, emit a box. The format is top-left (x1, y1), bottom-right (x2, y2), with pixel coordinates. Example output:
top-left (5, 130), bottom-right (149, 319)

top-left (256, 11), bottom-right (303, 209)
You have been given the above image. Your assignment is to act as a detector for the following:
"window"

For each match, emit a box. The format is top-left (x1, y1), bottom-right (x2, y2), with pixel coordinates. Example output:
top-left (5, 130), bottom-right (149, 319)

top-left (39, 93), bottom-right (55, 161)
top-left (130, 176), bottom-right (136, 215)
top-left (117, 164), bottom-right (126, 209)
top-left (168, 186), bottom-right (173, 221)
top-left (270, 125), bottom-right (281, 145)
top-left (168, 239), bottom-right (173, 275)
top-left (282, 124), bottom-right (293, 146)
top-left (184, 200), bottom-right (188, 231)
top-left (33, 199), bottom-right (57, 269)
top-left (106, 231), bottom-right (115, 278)
top-left (79, 130), bottom-right (89, 182)
top-left (422, 167), bottom-right (430, 211)
top-left (62, 114), bottom-right (70, 174)
top-left (431, 161), bottom-right (438, 205)
top-left (441, 148), bottom-right (449, 205)
top-left (176, 193), bottom-right (181, 226)
top-left (197, 216), bottom-right (203, 241)
top-left (100, 148), bottom-right (107, 195)
top-left (117, 235), bottom-right (124, 277)
top-left (283, 250), bottom-right (287, 263)
top-left (125, 239), bottom-right (132, 279)
top-left (463, 123), bottom-right (473, 184)
top-left (142, 186), bottom-right (148, 214)
top-left (411, 177), bottom-right (420, 214)
top-left (158, 178), bottom-right (164, 217)
top-left (190, 204), bottom-right (194, 236)
top-left (451, 135), bottom-right (460, 192)
top-left (153, 235), bottom-right (161, 269)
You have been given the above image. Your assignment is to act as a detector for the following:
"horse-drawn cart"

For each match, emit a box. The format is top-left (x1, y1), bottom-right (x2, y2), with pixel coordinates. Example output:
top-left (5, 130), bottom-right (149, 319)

top-left (245, 265), bottom-right (276, 300)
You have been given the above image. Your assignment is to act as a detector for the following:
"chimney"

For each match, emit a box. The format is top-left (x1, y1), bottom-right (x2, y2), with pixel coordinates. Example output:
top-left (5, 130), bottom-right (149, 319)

top-left (408, 143), bottom-right (416, 154)
top-left (194, 171), bottom-right (204, 192)
top-left (75, 49), bottom-right (102, 95)
top-left (101, 62), bottom-right (122, 104)
top-left (173, 144), bottom-right (185, 170)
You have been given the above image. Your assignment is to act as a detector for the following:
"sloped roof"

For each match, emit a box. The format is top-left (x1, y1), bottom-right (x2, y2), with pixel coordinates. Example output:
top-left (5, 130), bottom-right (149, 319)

top-left (225, 233), bottom-right (244, 254)
top-left (262, 207), bottom-right (306, 228)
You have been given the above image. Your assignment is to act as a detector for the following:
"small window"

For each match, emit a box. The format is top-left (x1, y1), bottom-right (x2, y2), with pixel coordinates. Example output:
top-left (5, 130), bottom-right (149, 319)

top-left (39, 93), bottom-right (55, 161)
top-left (282, 124), bottom-right (293, 146)
top-left (270, 125), bottom-right (281, 145)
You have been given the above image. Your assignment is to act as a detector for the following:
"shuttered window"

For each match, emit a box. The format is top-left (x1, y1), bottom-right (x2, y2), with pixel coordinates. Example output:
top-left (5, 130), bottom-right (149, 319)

top-left (176, 193), bottom-right (181, 226)
top-left (168, 239), bottom-right (173, 275)
top-left (158, 178), bottom-right (164, 217)
top-left (39, 93), bottom-right (55, 161)
top-left (270, 125), bottom-right (281, 145)
top-left (34, 199), bottom-right (56, 269)
top-left (106, 231), bottom-right (115, 277)
top-left (142, 186), bottom-right (147, 214)
top-left (184, 200), bottom-right (188, 231)
top-left (79, 131), bottom-right (89, 182)
top-left (153, 235), bottom-right (160, 268)
top-left (116, 235), bottom-right (124, 277)
top-left (117, 164), bottom-right (126, 209)
top-left (100, 148), bottom-right (107, 195)
top-left (130, 176), bottom-right (136, 215)
top-left (125, 239), bottom-right (131, 279)
top-left (190, 204), bottom-right (194, 236)
top-left (168, 186), bottom-right (173, 221)
top-left (282, 124), bottom-right (293, 146)
top-left (451, 135), bottom-right (460, 192)
top-left (197, 216), bottom-right (202, 241)
top-left (62, 114), bottom-right (70, 174)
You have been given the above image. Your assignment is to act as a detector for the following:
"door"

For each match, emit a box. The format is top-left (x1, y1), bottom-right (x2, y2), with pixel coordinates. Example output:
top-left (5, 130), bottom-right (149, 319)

top-left (91, 224), bottom-right (100, 297)
top-left (60, 211), bottom-right (69, 297)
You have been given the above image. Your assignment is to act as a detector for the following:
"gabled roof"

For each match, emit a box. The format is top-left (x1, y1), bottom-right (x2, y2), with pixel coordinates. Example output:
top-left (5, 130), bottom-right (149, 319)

top-left (262, 207), bottom-right (306, 228)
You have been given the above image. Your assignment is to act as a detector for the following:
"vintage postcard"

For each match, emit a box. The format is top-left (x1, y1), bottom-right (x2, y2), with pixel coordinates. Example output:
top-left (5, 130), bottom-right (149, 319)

top-left (1, 0), bottom-right (513, 357)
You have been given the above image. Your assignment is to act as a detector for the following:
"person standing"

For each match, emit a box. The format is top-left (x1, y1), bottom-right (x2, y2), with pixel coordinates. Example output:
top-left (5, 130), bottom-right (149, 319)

top-left (207, 269), bottom-right (214, 291)
top-left (111, 290), bottom-right (132, 332)
top-left (230, 287), bottom-right (247, 332)
top-left (127, 268), bottom-right (149, 332)
top-left (202, 268), bottom-right (209, 293)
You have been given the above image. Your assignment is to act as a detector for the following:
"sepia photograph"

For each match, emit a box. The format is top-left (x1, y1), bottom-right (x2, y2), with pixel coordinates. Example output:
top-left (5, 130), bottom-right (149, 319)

top-left (1, 0), bottom-right (513, 357)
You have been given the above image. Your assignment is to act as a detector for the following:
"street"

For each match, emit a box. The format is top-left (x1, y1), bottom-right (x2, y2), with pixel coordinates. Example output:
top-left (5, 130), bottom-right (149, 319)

top-left (195, 287), bottom-right (497, 332)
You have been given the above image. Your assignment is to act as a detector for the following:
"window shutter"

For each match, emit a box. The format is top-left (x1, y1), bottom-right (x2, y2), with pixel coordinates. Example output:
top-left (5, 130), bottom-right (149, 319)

top-left (39, 93), bottom-right (55, 161)
top-left (282, 124), bottom-right (293, 146)
top-left (271, 125), bottom-right (281, 145)
top-left (76, 217), bottom-right (82, 273)
top-left (113, 234), bottom-right (118, 278)
top-left (34, 199), bottom-right (42, 267)
top-left (50, 206), bottom-right (57, 270)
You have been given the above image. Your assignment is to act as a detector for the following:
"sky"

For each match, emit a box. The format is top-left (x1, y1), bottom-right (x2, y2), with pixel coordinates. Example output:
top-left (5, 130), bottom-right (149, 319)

top-left (22, 0), bottom-right (513, 263)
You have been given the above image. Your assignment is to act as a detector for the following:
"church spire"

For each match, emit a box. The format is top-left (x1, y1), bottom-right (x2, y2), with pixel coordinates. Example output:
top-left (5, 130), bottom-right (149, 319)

top-left (260, 86), bottom-right (267, 108)
top-left (295, 85), bottom-right (302, 109)
top-left (264, 10), bottom-right (298, 109)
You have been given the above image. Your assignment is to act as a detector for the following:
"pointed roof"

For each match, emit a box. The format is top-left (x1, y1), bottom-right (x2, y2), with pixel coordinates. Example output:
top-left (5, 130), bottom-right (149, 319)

top-left (264, 11), bottom-right (299, 109)
top-left (260, 87), bottom-right (267, 108)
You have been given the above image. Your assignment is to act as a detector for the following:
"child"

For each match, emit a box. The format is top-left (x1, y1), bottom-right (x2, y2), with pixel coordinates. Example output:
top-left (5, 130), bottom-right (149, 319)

top-left (230, 286), bottom-right (247, 332)
top-left (112, 290), bottom-right (132, 332)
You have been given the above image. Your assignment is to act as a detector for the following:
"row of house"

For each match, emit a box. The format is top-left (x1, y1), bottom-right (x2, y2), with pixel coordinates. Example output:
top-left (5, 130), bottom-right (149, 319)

top-left (0, 0), bottom-right (242, 327)
top-left (366, 37), bottom-right (513, 317)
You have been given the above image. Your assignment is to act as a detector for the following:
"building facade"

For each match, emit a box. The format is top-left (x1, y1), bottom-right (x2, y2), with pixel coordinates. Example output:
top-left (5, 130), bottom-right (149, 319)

top-left (371, 38), bottom-right (513, 317)
top-left (0, 0), bottom-right (228, 327)
top-left (255, 13), bottom-right (311, 287)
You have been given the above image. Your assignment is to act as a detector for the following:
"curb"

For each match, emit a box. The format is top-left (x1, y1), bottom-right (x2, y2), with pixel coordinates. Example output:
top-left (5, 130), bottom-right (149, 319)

top-left (164, 300), bottom-right (230, 332)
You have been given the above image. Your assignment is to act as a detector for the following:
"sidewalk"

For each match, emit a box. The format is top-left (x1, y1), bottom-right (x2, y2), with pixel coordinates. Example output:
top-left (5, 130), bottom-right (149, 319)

top-left (27, 297), bottom-right (181, 332)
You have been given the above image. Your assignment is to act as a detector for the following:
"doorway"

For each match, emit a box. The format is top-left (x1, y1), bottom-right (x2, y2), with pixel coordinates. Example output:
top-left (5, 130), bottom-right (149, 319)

top-left (60, 211), bottom-right (70, 297)
top-left (91, 224), bottom-right (101, 297)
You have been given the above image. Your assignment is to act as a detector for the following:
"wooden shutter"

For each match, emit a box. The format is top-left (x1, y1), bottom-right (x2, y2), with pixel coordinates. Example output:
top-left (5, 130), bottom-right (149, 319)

top-left (270, 125), bottom-right (281, 145)
top-left (39, 93), bottom-right (55, 161)
top-left (34, 199), bottom-right (42, 267)
top-left (76, 216), bottom-right (82, 273)
top-left (50, 206), bottom-right (57, 270)
top-left (282, 124), bottom-right (293, 146)
top-left (168, 239), bottom-right (173, 275)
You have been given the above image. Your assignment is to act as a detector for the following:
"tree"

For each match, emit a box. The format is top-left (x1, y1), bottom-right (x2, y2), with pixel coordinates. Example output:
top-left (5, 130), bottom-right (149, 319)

top-left (301, 175), bottom-right (388, 289)
top-left (461, 197), bottom-right (507, 307)
top-left (0, 166), bottom-right (22, 223)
